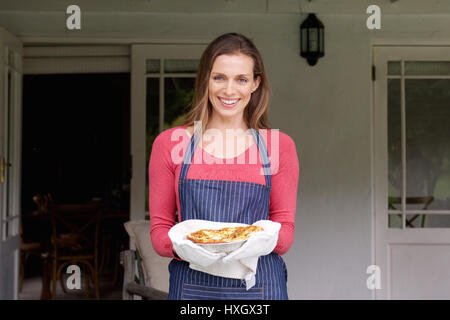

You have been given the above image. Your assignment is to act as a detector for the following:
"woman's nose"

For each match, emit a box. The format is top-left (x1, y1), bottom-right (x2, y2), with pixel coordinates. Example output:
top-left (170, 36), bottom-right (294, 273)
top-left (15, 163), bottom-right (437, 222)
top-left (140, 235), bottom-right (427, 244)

top-left (224, 80), bottom-right (236, 95)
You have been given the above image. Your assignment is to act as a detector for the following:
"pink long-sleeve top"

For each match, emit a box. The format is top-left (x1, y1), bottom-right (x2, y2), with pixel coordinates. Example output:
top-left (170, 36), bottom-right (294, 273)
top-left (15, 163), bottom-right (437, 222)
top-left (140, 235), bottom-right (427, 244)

top-left (149, 125), bottom-right (299, 259)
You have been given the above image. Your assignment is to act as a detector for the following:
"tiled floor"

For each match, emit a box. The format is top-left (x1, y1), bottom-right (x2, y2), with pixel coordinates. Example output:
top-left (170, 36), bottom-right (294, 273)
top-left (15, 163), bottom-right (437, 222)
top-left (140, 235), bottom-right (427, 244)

top-left (19, 272), bottom-right (123, 300)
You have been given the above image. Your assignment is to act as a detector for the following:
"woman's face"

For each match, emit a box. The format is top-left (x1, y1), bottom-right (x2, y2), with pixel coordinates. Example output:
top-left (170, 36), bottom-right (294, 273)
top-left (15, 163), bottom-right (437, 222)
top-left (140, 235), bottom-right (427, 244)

top-left (208, 53), bottom-right (261, 124)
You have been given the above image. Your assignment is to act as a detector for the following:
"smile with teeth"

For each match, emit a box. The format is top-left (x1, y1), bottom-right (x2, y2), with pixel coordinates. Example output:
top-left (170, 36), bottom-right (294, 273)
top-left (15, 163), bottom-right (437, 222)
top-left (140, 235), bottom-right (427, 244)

top-left (218, 97), bottom-right (240, 107)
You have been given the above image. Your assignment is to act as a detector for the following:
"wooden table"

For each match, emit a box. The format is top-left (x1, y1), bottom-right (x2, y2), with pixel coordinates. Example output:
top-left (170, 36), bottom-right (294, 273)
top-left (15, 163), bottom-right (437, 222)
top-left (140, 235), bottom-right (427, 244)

top-left (22, 203), bottom-right (129, 299)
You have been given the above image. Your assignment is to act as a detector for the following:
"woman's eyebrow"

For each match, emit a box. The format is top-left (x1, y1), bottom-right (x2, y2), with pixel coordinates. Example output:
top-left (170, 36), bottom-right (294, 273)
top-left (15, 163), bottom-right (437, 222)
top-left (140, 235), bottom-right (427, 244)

top-left (211, 72), bottom-right (251, 77)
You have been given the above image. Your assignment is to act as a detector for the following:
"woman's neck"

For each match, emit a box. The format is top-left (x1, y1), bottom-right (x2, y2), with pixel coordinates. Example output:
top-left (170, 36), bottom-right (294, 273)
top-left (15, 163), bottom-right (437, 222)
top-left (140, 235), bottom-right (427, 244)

top-left (205, 116), bottom-right (249, 136)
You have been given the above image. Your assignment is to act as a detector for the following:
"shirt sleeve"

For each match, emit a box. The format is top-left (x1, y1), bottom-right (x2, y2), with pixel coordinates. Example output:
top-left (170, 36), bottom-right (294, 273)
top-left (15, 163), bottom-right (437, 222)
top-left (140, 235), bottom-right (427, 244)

top-left (269, 132), bottom-right (300, 255)
top-left (148, 131), bottom-right (177, 258)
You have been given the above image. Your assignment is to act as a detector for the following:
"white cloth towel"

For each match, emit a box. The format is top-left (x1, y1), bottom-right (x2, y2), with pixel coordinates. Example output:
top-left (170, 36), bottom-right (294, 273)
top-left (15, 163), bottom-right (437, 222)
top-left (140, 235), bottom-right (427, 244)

top-left (168, 219), bottom-right (281, 290)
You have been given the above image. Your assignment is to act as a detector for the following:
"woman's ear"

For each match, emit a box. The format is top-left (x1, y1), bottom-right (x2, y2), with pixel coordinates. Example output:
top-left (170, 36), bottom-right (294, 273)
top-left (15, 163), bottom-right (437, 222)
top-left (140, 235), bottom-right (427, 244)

top-left (252, 75), bottom-right (261, 93)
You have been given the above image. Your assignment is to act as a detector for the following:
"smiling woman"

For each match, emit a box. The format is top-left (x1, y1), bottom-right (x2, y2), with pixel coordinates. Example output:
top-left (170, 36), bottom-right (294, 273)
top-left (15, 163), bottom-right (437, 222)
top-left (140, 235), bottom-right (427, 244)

top-left (182, 33), bottom-right (270, 135)
top-left (148, 33), bottom-right (299, 300)
top-left (208, 54), bottom-right (261, 125)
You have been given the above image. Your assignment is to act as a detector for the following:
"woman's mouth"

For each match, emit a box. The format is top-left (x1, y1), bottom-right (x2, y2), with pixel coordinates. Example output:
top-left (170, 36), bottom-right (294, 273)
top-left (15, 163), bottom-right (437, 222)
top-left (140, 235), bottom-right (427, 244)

top-left (218, 97), bottom-right (240, 108)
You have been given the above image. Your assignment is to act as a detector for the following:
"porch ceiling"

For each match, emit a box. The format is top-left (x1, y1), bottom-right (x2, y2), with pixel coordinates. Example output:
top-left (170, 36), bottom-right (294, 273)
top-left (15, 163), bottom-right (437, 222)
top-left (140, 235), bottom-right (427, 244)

top-left (0, 0), bottom-right (448, 15)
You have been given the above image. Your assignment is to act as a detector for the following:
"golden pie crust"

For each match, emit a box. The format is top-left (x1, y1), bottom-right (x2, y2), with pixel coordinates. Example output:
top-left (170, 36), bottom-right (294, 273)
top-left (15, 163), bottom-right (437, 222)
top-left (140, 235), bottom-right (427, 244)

top-left (186, 225), bottom-right (263, 244)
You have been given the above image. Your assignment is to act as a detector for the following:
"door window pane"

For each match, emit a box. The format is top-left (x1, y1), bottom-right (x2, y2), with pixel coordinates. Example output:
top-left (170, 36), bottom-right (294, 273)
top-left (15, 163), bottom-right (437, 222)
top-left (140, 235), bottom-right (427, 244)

top-left (387, 62), bottom-right (450, 228)
top-left (388, 79), bottom-right (402, 208)
top-left (146, 59), bottom-right (160, 73)
top-left (407, 214), bottom-right (450, 228)
top-left (388, 214), bottom-right (402, 229)
top-left (164, 77), bottom-right (195, 129)
top-left (405, 79), bottom-right (450, 210)
top-left (405, 61), bottom-right (450, 75)
top-left (388, 61), bottom-right (401, 75)
top-left (145, 78), bottom-right (160, 212)
top-left (164, 59), bottom-right (199, 73)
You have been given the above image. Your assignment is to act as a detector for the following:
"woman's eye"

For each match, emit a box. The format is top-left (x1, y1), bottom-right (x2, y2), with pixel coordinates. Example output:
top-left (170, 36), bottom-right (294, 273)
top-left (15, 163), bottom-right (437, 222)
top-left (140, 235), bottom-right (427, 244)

top-left (213, 76), bottom-right (247, 83)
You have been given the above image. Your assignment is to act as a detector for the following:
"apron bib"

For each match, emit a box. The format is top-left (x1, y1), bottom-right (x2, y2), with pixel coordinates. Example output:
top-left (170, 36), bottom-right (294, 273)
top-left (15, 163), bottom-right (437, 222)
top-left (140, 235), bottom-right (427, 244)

top-left (168, 127), bottom-right (288, 300)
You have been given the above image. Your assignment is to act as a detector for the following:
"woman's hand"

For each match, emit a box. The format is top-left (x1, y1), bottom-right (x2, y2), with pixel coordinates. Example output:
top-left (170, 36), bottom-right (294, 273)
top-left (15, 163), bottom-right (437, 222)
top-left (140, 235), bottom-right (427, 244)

top-left (169, 219), bottom-right (245, 266)
top-left (173, 239), bottom-right (226, 267)
top-left (222, 220), bottom-right (281, 263)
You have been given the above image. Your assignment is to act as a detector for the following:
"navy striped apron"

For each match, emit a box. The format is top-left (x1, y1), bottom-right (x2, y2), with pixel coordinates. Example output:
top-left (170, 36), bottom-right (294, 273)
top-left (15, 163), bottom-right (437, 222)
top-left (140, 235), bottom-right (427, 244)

top-left (168, 127), bottom-right (288, 300)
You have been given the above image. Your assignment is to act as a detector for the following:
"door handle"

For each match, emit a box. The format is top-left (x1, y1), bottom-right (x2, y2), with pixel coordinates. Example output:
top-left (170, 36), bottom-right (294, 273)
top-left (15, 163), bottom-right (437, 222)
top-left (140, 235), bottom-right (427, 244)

top-left (1, 157), bottom-right (12, 183)
top-left (1, 157), bottom-right (4, 183)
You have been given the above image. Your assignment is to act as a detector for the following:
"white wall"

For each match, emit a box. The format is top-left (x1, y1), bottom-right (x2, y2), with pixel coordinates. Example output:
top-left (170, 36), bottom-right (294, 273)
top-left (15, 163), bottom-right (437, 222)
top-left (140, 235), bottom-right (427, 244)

top-left (1, 1), bottom-right (449, 299)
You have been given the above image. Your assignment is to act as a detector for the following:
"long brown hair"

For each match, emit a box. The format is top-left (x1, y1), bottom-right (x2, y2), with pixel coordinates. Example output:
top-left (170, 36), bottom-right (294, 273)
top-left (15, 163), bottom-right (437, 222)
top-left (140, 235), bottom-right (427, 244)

top-left (182, 33), bottom-right (272, 133)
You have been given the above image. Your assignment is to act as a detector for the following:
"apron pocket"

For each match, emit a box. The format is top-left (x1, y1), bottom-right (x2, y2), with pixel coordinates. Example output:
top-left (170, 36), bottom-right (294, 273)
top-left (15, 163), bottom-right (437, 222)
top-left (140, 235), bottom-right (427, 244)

top-left (182, 283), bottom-right (264, 300)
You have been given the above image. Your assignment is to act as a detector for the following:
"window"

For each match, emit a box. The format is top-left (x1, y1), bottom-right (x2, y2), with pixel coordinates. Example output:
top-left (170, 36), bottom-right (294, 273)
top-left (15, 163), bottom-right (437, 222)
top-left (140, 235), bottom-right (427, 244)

top-left (145, 59), bottom-right (199, 211)
top-left (388, 61), bottom-right (450, 228)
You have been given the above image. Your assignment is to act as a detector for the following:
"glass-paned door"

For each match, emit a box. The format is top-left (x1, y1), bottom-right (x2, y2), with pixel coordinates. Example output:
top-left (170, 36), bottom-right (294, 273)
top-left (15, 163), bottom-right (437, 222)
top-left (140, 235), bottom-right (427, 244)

top-left (387, 62), bottom-right (450, 228)
top-left (374, 46), bottom-right (450, 300)
top-left (0, 27), bottom-right (23, 300)
top-left (130, 44), bottom-right (206, 222)
top-left (145, 60), bottom-right (198, 212)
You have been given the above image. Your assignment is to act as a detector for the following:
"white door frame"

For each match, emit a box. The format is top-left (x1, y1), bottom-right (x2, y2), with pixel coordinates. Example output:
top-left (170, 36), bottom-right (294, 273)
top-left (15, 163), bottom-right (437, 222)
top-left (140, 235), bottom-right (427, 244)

top-left (0, 26), bottom-right (23, 300)
top-left (373, 45), bottom-right (450, 299)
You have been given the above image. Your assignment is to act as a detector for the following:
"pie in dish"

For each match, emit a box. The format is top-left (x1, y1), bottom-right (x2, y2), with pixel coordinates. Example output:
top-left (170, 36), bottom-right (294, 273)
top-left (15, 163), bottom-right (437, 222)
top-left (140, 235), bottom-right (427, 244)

top-left (186, 225), bottom-right (263, 244)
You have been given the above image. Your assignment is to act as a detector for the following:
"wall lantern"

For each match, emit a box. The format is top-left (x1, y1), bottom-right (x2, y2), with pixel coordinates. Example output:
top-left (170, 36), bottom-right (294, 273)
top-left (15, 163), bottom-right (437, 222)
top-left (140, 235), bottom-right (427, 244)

top-left (300, 13), bottom-right (324, 66)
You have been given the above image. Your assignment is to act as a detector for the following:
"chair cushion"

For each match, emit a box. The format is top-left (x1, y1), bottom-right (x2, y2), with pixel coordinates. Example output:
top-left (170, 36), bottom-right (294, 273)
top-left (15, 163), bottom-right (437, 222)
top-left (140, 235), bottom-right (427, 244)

top-left (124, 220), bottom-right (170, 293)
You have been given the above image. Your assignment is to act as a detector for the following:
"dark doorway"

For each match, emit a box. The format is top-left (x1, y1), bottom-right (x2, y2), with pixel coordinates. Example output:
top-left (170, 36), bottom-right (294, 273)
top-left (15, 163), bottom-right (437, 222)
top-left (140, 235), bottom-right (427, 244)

top-left (20, 73), bottom-right (131, 285)
top-left (21, 73), bottom-right (131, 212)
